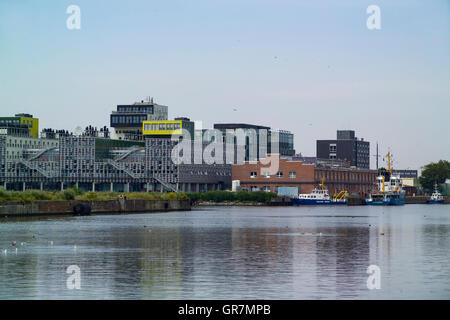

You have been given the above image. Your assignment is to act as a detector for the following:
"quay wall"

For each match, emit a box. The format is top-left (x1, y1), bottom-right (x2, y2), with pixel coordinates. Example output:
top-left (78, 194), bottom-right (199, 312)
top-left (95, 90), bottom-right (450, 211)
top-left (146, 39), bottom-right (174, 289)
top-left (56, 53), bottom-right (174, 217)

top-left (405, 196), bottom-right (450, 204)
top-left (0, 199), bottom-right (191, 217)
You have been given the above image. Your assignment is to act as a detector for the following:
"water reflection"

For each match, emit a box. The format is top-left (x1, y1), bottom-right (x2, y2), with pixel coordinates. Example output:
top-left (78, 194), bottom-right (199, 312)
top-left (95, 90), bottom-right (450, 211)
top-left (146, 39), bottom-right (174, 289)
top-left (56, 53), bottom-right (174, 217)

top-left (0, 205), bottom-right (449, 299)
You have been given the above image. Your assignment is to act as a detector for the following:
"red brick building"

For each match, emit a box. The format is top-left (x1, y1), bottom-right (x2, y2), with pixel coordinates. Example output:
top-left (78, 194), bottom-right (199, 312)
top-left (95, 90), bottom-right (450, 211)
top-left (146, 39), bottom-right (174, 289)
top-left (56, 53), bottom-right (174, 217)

top-left (232, 154), bottom-right (378, 195)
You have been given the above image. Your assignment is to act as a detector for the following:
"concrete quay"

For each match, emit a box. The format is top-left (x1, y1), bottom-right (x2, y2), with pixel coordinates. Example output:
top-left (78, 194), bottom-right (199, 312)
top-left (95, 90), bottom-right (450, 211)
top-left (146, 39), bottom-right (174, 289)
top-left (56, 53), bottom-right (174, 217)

top-left (0, 199), bottom-right (191, 217)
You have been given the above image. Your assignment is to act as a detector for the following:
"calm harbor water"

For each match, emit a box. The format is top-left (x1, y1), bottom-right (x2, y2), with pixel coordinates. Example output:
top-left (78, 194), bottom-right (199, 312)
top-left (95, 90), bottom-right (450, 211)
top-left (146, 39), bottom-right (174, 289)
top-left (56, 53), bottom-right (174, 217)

top-left (0, 205), bottom-right (449, 300)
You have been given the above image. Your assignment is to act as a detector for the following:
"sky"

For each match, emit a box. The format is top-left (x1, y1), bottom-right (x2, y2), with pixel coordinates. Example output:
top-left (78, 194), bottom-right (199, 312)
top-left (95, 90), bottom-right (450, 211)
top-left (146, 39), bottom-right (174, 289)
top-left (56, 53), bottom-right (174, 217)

top-left (0, 0), bottom-right (449, 170)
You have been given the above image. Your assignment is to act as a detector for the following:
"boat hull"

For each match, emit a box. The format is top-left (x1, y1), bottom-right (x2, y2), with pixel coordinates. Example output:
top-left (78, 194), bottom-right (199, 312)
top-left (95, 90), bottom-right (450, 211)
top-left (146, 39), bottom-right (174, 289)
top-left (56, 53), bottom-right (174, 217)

top-left (365, 194), bottom-right (405, 206)
top-left (291, 198), bottom-right (347, 205)
top-left (427, 199), bottom-right (444, 204)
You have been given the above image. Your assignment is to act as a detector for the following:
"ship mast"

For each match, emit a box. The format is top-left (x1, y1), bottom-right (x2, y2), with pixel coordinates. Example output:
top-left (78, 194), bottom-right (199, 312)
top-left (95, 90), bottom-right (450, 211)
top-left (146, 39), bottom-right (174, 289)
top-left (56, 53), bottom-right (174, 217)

top-left (386, 152), bottom-right (392, 174)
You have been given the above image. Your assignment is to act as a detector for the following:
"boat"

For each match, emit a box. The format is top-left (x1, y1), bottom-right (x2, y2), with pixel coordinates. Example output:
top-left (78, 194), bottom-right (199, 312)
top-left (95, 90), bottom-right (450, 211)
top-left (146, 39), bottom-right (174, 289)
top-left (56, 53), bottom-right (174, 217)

top-left (291, 179), bottom-right (348, 205)
top-left (427, 183), bottom-right (444, 204)
top-left (365, 152), bottom-right (405, 206)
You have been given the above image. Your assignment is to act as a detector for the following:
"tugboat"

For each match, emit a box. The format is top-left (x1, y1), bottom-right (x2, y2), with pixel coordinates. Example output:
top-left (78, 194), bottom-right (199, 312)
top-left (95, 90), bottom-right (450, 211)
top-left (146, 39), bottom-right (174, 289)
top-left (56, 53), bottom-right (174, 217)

top-left (365, 152), bottom-right (406, 206)
top-left (427, 183), bottom-right (444, 204)
top-left (291, 179), bottom-right (347, 205)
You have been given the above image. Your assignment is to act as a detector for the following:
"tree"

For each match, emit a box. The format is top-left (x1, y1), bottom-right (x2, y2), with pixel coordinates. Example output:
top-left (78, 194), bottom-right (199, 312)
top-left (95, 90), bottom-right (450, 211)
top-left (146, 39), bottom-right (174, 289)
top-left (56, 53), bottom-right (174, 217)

top-left (419, 160), bottom-right (450, 192)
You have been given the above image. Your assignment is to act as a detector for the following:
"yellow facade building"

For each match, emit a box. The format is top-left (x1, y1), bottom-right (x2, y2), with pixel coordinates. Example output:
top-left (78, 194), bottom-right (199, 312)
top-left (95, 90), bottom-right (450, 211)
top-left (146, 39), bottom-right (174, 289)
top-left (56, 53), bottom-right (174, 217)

top-left (0, 113), bottom-right (39, 138)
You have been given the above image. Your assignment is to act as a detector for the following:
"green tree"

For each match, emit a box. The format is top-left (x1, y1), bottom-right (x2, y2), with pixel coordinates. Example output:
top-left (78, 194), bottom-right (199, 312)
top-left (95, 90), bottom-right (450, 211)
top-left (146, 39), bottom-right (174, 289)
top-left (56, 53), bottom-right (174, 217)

top-left (419, 160), bottom-right (450, 192)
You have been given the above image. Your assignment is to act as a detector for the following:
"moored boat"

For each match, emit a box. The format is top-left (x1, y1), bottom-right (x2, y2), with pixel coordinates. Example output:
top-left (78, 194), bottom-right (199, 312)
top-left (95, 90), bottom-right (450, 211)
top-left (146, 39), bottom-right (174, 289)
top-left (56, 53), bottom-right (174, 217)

top-left (365, 152), bottom-right (405, 206)
top-left (427, 183), bottom-right (444, 204)
top-left (291, 179), bottom-right (347, 205)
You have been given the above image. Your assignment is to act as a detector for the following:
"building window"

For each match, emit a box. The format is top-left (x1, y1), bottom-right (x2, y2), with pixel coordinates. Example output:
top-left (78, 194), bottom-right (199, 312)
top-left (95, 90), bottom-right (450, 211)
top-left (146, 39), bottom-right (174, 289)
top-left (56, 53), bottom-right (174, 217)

top-left (329, 153), bottom-right (337, 160)
top-left (330, 144), bottom-right (337, 153)
top-left (276, 171), bottom-right (283, 178)
top-left (262, 186), bottom-right (271, 192)
top-left (289, 171), bottom-right (296, 178)
top-left (263, 172), bottom-right (270, 178)
top-left (250, 171), bottom-right (257, 178)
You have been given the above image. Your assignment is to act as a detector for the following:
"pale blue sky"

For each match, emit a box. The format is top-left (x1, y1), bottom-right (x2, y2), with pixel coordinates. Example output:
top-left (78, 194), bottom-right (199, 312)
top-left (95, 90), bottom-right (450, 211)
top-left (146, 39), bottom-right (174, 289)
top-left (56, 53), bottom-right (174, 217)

top-left (0, 0), bottom-right (449, 170)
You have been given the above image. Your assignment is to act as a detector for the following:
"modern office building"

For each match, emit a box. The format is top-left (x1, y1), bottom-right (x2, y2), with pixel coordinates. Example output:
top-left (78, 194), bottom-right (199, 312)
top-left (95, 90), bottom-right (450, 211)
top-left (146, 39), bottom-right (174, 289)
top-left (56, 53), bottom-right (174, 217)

top-left (277, 129), bottom-right (295, 157)
top-left (392, 169), bottom-right (418, 179)
top-left (213, 123), bottom-right (295, 161)
top-left (142, 117), bottom-right (195, 139)
top-left (392, 169), bottom-right (419, 195)
top-left (0, 129), bottom-right (60, 191)
top-left (110, 98), bottom-right (168, 141)
top-left (142, 121), bottom-right (231, 192)
top-left (1, 123), bottom-right (231, 192)
top-left (316, 130), bottom-right (370, 169)
top-left (0, 113), bottom-right (39, 138)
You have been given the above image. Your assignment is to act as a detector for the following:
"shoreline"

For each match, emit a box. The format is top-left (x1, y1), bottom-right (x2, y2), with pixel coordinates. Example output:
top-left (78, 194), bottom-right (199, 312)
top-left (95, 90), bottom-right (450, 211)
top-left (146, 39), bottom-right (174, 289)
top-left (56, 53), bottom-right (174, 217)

top-left (194, 195), bottom-right (450, 207)
top-left (1, 196), bottom-right (447, 218)
top-left (0, 199), bottom-right (190, 218)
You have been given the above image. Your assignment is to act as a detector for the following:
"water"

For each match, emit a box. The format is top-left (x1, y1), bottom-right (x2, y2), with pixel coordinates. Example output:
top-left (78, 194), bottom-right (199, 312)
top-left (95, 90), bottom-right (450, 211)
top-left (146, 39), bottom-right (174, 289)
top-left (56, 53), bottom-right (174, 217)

top-left (0, 205), bottom-right (449, 299)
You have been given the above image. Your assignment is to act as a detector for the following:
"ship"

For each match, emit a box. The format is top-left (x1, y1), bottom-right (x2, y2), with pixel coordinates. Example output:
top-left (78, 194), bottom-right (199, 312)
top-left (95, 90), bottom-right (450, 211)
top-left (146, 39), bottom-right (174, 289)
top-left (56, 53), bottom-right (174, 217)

top-left (291, 179), bottom-right (348, 205)
top-left (365, 152), bottom-right (406, 205)
top-left (427, 183), bottom-right (444, 204)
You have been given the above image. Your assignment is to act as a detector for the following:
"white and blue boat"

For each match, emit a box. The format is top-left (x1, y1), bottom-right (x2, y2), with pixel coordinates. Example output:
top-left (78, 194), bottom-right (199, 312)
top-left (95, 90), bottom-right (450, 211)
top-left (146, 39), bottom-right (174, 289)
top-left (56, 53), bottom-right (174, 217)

top-left (427, 183), bottom-right (444, 204)
top-left (291, 180), bottom-right (348, 206)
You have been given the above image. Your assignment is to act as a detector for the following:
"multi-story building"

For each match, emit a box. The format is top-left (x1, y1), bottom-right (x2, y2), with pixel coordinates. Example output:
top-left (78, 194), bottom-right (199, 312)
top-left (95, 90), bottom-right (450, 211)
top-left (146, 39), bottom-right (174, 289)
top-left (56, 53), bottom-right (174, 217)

top-left (232, 154), bottom-right (377, 195)
top-left (142, 120), bottom-right (231, 192)
top-left (316, 130), bottom-right (370, 169)
top-left (392, 169), bottom-right (419, 195)
top-left (392, 169), bottom-right (418, 179)
top-left (0, 130), bottom-right (59, 191)
top-left (110, 98), bottom-right (168, 141)
top-left (213, 123), bottom-right (295, 161)
top-left (0, 113), bottom-right (39, 138)
top-left (142, 118), bottom-right (195, 139)
top-left (1, 124), bottom-right (231, 192)
top-left (277, 130), bottom-right (295, 157)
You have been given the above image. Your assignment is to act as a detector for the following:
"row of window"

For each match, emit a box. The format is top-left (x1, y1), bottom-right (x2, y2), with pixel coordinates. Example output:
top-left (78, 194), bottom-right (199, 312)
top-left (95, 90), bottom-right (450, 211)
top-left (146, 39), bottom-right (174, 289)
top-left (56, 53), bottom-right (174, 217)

top-left (0, 119), bottom-right (21, 126)
top-left (187, 170), bottom-right (230, 176)
top-left (111, 115), bottom-right (147, 125)
top-left (249, 186), bottom-right (271, 192)
top-left (117, 105), bottom-right (153, 113)
top-left (316, 171), bottom-right (374, 182)
top-left (144, 123), bottom-right (181, 131)
top-left (0, 119), bottom-right (33, 126)
top-left (250, 171), bottom-right (297, 179)
top-left (6, 139), bottom-right (57, 149)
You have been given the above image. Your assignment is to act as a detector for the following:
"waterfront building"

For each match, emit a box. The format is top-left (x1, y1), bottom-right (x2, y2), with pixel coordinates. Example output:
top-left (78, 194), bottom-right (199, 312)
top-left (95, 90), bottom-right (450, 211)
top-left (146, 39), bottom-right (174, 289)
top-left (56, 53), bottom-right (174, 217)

top-left (316, 130), bottom-right (370, 169)
top-left (142, 120), bottom-right (231, 192)
top-left (0, 123), bottom-right (231, 192)
top-left (392, 169), bottom-right (418, 179)
top-left (0, 113), bottom-right (39, 138)
top-left (0, 130), bottom-right (59, 191)
top-left (392, 169), bottom-right (419, 195)
top-left (213, 123), bottom-right (295, 161)
top-left (142, 117), bottom-right (195, 139)
top-left (110, 98), bottom-right (168, 141)
top-left (232, 154), bottom-right (377, 195)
